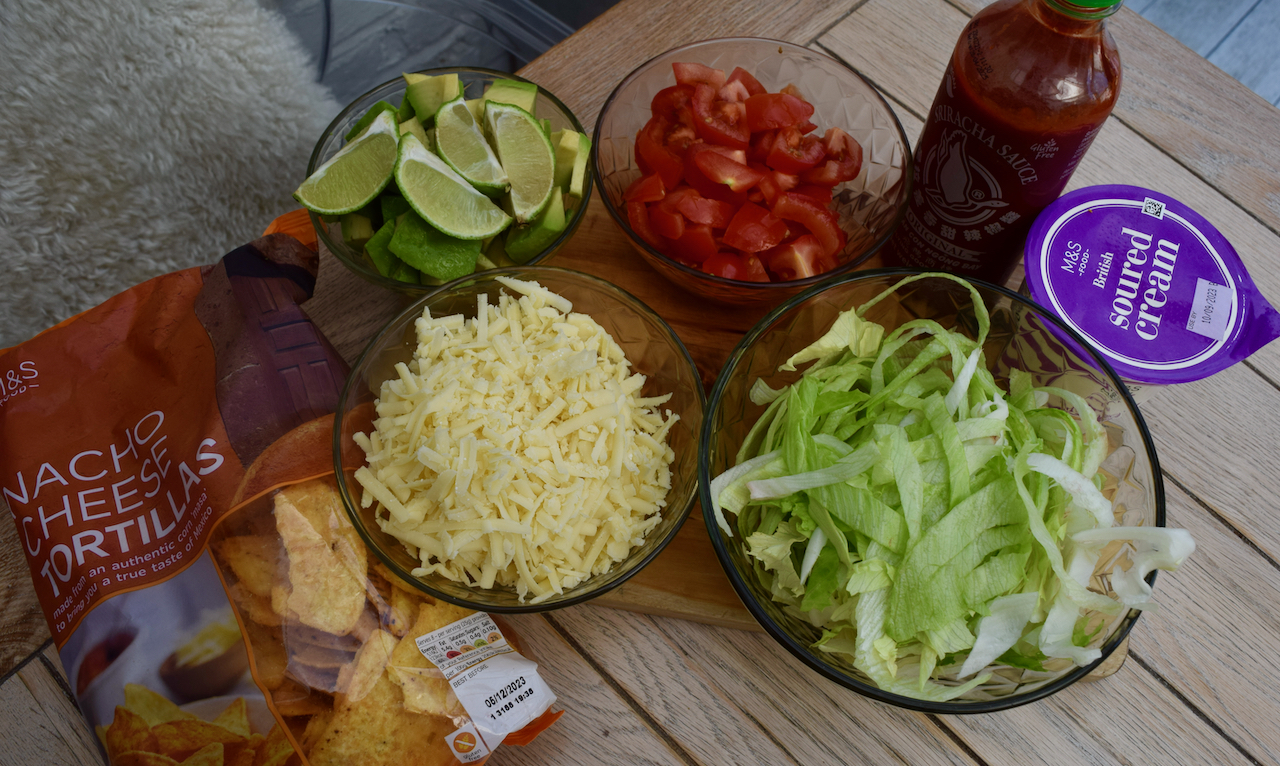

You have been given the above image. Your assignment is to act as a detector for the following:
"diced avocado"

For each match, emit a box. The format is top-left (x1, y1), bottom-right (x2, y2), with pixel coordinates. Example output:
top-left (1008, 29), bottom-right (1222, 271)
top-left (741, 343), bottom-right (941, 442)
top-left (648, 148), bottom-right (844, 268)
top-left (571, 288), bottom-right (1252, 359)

top-left (364, 219), bottom-right (401, 277)
top-left (551, 129), bottom-right (579, 192)
top-left (381, 194), bottom-right (412, 223)
top-left (483, 79), bottom-right (538, 114)
top-left (404, 73), bottom-right (460, 125)
top-left (569, 131), bottom-right (591, 200)
top-left (388, 210), bottom-right (482, 281)
top-left (397, 91), bottom-right (415, 121)
top-left (344, 100), bottom-right (398, 142)
top-left (504, 187), bottom-right (565, 263)
top-left (388, 259), bottom-right (421, 284)
top-left (341, 212), bottom-right (375, 248)
top-left (398, 116), bottom-right (429, 149)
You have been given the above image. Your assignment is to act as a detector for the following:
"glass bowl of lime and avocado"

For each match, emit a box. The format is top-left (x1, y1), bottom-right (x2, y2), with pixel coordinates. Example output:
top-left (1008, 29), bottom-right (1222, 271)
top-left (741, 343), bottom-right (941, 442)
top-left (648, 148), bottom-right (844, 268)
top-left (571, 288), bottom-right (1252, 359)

top-left (297, 68), bottom-right (594, 293)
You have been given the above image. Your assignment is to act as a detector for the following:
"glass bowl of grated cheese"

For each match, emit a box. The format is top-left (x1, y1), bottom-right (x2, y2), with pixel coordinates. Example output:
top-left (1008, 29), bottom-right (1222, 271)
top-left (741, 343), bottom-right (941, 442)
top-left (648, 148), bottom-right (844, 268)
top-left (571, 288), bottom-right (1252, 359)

top-left (334, 266), bottom-right (705, 611)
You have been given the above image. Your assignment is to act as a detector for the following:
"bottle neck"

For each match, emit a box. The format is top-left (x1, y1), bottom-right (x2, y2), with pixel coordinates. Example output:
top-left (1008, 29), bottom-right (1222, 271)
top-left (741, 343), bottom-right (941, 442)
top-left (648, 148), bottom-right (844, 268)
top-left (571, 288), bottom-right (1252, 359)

top-left (1031, 0), bottom-right (1120, 30)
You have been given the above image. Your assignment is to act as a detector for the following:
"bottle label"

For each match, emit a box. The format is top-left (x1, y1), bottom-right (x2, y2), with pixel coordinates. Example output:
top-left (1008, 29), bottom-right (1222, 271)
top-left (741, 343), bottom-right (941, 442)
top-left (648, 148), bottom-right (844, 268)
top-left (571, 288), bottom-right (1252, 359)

top-left (892, 64), bottom-right (1103, 282)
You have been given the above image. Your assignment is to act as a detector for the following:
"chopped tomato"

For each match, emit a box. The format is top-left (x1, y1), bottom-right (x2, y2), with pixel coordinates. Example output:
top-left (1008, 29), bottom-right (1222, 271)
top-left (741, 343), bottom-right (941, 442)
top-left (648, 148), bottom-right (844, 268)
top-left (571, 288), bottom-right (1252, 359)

top-left (748, 129), bottom-right (777, 164)
top-left (796, 119), bottom-right (818, 134)
top-left (692, 148), bottom-right (764, 193)
top-left (793, 183), bottom-right (834, 205)
top-left (649, 202), bottom-right (685, 240)
top-left (701, 143), bottom-right (749, 166)
top-left (673, 190), bottom-right (737, 228)
top-left (765, 125), bottom-right (826, 174)
top-left (717, 80), bottom-right (752, 103)
top-left (627, 200), bottom-right (668, 250)
top-left (752, 164), bottom-right (799, 206)
top-left (772, 192), bottom-right (846, 257)
top-left (624, 173), bottom-right (666, 203)
top-left (723, 202), bottom-right (789, 253)
top-left (651, 84), bottom-right (695, 123)
top-left (636, 118), bottom-right (687, 190)
top-left (726, 66), bottom-right (766, 97)
top-left (671, 224), bottom-right (718, 264)
top-left (691, 84), bottom-right (750, 149)
top-left (702, 252), bottom-right (748, 279)
top-left (673, 62), bottom-right (727, 89)
top-left (744, 93), bottom-right (815, 132)
top-left (801, 127), bottom-right (863, 186)
top-left (761, 235), bottom-right (825, 281)
top-left (740, 252), bottom-right (771, 282)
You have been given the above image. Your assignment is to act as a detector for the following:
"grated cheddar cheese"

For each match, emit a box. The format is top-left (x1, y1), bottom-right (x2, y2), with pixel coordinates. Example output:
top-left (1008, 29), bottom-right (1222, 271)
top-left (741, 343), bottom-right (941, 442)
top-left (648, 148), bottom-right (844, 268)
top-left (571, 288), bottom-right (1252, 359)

top-left (354, 277), bottom-right (678, 602)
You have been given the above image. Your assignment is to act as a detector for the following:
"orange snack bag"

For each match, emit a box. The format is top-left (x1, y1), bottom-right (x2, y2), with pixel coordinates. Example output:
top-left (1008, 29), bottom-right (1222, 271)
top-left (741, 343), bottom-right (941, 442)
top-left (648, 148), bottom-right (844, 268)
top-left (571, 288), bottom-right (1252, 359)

top-left (0, 231), bottom-right (561, 765)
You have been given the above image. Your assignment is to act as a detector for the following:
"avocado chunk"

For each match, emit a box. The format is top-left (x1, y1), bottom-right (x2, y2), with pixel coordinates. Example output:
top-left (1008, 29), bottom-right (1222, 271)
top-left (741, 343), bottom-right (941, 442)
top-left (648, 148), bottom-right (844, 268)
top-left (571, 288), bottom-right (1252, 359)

top-left (404, 73), bottom-right (460, 125)
top-left (482, 79), bottom-right (538, 114)
top-left (397, 91), bottom-right (415, 121)
top-left (388, 210), bottom-right (482, 281)
top-left (550, 129), bottom-right (578, 192)
top-left (380, 194), bottom-right (412, 224)
top-left (344, 100), bottom-right (398, 141)
top-left (341, 212), bottom-right (375, 249)
top-left (504, 187), bottom-right (566, 263)
top-left (365, 218), bottom-right (414, 284)
top-left (569, 131), bottom-right (591, 200)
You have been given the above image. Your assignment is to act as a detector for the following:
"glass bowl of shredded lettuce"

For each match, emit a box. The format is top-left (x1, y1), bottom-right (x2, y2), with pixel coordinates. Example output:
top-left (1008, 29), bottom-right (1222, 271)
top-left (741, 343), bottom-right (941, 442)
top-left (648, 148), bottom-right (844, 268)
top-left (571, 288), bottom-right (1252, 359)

top-left (699, 270), bottom-right (1195, 712)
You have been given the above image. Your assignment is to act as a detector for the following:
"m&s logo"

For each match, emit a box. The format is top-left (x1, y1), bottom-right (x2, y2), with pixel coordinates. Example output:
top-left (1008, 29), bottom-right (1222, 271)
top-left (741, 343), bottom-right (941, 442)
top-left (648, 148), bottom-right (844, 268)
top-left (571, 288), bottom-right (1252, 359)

top-left (0, 360), bottom-right (38, 409)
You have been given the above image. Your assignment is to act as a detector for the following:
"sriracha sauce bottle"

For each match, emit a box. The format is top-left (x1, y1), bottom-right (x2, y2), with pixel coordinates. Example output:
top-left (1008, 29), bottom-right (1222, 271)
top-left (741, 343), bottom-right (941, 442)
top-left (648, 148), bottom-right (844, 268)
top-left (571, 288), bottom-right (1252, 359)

top-left (884, 0), bottom-right (1122, 284)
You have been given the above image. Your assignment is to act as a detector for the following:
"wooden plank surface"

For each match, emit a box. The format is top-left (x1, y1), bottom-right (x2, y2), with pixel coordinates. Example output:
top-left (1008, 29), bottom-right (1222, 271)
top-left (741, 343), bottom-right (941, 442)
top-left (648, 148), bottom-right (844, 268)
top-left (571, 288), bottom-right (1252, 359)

top-left (3, 0), bottom-right (1280, 764)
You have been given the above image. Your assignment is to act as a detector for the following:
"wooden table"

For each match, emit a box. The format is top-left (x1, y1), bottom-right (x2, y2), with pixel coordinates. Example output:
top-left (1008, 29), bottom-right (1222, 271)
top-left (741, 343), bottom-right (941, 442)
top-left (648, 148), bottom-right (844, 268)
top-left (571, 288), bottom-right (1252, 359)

top-left (5, 0), bottom-right (1280, 763)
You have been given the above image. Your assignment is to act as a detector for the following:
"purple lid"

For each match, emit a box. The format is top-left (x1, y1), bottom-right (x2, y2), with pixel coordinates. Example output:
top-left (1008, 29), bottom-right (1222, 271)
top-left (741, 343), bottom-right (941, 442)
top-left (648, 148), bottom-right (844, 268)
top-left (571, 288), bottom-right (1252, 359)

top-left (1024, 185), bottom-right (1280, 386)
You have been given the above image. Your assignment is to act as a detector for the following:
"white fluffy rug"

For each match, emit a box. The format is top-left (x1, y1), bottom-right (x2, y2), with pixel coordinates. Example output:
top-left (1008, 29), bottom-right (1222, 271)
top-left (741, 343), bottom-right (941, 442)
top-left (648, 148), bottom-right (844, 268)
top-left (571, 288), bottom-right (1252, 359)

top-left (0, 0), bottom-right (340, 347)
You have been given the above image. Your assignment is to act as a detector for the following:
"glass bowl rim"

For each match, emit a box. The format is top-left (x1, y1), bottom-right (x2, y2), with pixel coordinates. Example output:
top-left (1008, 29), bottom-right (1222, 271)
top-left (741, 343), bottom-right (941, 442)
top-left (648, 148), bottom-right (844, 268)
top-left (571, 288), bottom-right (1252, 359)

top-left (591, 36), bottom-right (914, 292)
top-left (333, 265), bottom-right (708, 612)
top-left (308, 67), bottom-right (594, 294)
top-left (697, 266), bottom-right (1167, 713)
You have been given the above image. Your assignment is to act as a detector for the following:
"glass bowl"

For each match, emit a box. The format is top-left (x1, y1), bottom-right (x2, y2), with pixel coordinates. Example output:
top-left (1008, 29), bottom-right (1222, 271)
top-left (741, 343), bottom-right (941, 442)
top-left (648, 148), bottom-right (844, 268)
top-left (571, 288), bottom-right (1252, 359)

top-left (593, 37), bottom-right (912, 306)
top-left (308, 68), bottom-right (593, 294)
top-left (698, 269), bottom-right (1166, 712)
top-left (333, 267), bottom-right (705, 612)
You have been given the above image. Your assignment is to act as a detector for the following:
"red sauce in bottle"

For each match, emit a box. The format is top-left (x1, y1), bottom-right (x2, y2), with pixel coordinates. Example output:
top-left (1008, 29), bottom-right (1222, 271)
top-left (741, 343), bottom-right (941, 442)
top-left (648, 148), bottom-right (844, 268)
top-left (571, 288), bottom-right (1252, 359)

top-left (884, 0), bottom-right (1122, 284)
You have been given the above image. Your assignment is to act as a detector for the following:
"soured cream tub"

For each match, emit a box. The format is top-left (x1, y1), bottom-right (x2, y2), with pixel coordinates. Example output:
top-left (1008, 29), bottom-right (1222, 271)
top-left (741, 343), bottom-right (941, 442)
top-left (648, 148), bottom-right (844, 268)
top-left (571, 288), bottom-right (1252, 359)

top-left (1022, 185), bottom-right (1280, 401)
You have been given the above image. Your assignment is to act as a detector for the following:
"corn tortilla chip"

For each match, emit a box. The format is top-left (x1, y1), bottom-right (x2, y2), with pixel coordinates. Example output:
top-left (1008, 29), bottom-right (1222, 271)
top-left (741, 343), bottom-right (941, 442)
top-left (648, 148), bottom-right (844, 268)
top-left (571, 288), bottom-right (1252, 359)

top-left (386, 602), bottom-right (471, 717)
top-left (278, 479), bottom-right (367, 580)
top-left (124, 684), bottom-right (199, 728)
top-left (152, 720), bottom-right (244, 760)
top-left (115, 752), bottom-right (181, 766)
top-left (231, 584), bottom-right (283, 627)
top-left (281, 623), bottom-right (361, 653)
top-left (253, 723), bottom-right (295, 766)
top-left (306, 668), bottom-right (453, 766)
top-left (211, 698), bottom-right (251, 739)
top-left (215, 535), bottom-right (281, 598)
top-left (274, 496), bottom-right (366, 635)
top-left (241, 621), bottom-right (286, 690)
top-left (342, 630), bottom-right (398, 702)
top-left (178, 742), bottom-right (224, 766)
top-left (299, 710), bottom-right (333, 754)
top-left (106, 705), bottom-right (159, 760)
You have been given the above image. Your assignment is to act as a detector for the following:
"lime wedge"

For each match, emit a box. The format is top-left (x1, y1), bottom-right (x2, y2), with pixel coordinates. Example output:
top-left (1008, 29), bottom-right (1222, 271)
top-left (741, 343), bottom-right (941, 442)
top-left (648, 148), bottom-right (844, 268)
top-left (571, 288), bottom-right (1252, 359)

top-left (394, 132), bottom-right (511, 240)
top-left (295, 110), bottom-right (398, 216)
top-left (435, 95), bottom-right (508, 194)
top-left (484, 102), bottom-right (556, 224)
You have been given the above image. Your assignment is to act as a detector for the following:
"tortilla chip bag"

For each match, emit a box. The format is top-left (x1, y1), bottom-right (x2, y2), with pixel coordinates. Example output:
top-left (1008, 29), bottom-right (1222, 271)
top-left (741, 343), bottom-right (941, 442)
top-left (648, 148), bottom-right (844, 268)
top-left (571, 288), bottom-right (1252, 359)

top-left (1, 224), bottom-right (563, 766)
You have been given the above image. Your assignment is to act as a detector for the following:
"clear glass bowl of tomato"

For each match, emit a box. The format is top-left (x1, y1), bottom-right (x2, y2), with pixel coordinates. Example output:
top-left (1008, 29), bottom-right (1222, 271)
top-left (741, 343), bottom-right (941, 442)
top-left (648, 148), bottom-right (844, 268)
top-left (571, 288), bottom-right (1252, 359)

top-left (593, 38), bottom-right (913, 306)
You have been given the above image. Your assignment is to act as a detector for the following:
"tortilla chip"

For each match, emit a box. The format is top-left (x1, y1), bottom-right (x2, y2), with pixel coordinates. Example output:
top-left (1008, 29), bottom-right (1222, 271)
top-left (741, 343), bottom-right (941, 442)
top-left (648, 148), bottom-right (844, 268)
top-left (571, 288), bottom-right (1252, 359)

top-left (281, 623), bottom-right (361, 653)
top-left (211, 698), bottom-right (251, 739)
top-left (231, 584), bottom-right (283, 627)
top-left (285, 659), bottom-right (341, 692)
top-left (386, 602), bottom-right (471, 717)
top-left (215, 535), bottom-right (281, 598)
top-left (299, 710), bottom-right (333, 754)
top-left (270, 678), bottom-right (333, 716)
top-left (106, 705), bottom-right (159, 759)
top-left (388, 588), bottom-right (419, 637)
top-left (274, 496), bottom-right (366, 635)
top-left (374, 562), bottom-right (426, 596)
top-left (226, 733), bottom-right (262, 766)
top-left (288, 641), bottom-right (353, 670)
top-left (306, 669), bottom-right (453, 766)
top-left (253, 723), bottom-right (295, 766)
top-left (232, 414), bottom-right (334, 506)
top-left (340, 630), bottom-right (398, 702)
top-left (124, 684), bottom-right (198, 727)
top-left (179, 743), bottom-right (224, 766)
top-left (242, 621), bottom-right (286, 690)
top-left (115, 752), bottom-right (181, 766)
top-left (152, 720), bottom-right (244, 760)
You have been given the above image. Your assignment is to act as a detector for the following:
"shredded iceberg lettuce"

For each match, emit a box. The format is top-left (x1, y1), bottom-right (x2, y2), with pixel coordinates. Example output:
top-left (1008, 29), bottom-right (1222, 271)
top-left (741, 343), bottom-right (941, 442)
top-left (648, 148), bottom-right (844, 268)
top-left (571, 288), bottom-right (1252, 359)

top-left (712, 273), bottom-right (1194, 702)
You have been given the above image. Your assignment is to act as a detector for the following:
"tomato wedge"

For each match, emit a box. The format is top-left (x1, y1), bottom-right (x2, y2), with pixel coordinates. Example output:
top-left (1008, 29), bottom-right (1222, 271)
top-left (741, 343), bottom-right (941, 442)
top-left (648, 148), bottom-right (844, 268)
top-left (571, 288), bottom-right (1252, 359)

top-left (744, 93), bottom-right (815, 132)
top-left (692, 147), bottom-right (764, 193)
top-left (691, 83), bottom-right (750, 149)
top-left (723, 202), bottom-right (789, 253)
top-left (649, 202), bottom-right (685, 240)
top-left (800, 127), bottom-right (863, 186)
top-left (726, 66), bottom-right (766, 97)
top-left (761, 235), bottom-right (825, 281)
top-left (636, 117), bottom-right (687, 190)
top-left (702, 252), bottom-right (747, 279)
top-left (627, 200), bottom-right (668, 250)
top-left (740, 252), bottom-right (771, 282)
top-left (624, 173), bottom-right (666, 203)
top-left (671, 224), bottom-right (719, 264)
top-left (772, 192), bottom-right (846, 257)
top-left (674, 190), bottom-right (737, 228)
top-left (765, 125), bottom-right (826, 174)
top-left (673, 62), bottom-right (726, 89)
